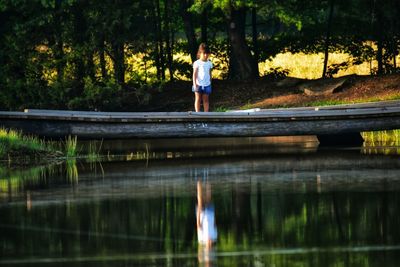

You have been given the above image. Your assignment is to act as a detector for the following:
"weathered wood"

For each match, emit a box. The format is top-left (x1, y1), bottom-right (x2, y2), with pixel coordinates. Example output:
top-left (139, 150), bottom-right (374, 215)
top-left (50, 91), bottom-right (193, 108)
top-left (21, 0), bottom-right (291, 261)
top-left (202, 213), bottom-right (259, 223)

top-left (1, 100), bottom-right (399, 139)
top-left (23, 99), bottom-right (400, 114)
top-left (1, 114), bottom-right (399, 139)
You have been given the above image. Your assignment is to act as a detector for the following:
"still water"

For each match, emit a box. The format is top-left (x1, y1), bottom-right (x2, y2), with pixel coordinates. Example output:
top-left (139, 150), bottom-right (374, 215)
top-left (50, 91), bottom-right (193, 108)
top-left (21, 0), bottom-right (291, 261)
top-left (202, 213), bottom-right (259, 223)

top-left (1, 137), bottom-right (400, 266)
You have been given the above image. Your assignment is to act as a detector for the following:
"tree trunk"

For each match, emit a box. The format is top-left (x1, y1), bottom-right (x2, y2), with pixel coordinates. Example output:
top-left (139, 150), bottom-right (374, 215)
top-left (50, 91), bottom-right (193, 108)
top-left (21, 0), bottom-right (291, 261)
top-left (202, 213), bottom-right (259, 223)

top-left (151, 0), bottom-right (161, 80)
top-left (164, 0), bottom-right (174, 81)
top-left (54, 0), bottom-right (64, 83)
top-left (155, 0), bottom-right (165, 80)
top-left (201, 9), bottom-right (208, 44)
top-left (86, 51), bottom-right (95, 81)
top-left (179, 0), bottom-right (197, 63)
top-left (375, 4), bottom-right (384, 75)
top-left (251, 7), bottom-right (259, 63)
top-left (99, 35), bottom-right (107, 80)
top-left (227, 5), bottom-right (258, 80)
top-left (322, 0), bottom-right (335, 78)
top-left (112, 42), bottom-right (125, 85)
top-left (72, 2), bottom-right (86, 91)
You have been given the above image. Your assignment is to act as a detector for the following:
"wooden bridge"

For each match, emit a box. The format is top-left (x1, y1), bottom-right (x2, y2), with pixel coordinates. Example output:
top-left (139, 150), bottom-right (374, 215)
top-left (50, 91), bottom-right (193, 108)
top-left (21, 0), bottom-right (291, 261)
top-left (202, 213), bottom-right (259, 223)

top-left (1, 100), bottom-right (400, 145)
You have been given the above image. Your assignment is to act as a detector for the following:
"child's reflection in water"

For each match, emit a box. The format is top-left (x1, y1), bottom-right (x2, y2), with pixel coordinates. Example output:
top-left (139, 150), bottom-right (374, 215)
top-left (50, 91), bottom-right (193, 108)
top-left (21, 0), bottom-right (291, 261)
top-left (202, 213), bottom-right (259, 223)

top-left (197, 180), bottom-right (217, 266)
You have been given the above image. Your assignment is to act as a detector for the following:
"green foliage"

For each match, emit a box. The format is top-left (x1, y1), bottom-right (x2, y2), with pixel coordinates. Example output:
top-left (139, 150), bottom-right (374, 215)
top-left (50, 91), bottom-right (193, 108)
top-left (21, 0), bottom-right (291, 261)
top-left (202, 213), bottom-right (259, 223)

top-left (172, 58), bottom-right (192, 80)
top-left (263, 67), bottom-right (290, 79)
top-left (325, 61), bottom-right (351, 78)
top-left (87, 139), bottom-right (103, 162)
top-left (67, 77), bottom-right (122, 110)
top-left (0, 128), bottom-right (55, 158)
top-left (306, 99), bottom-right (345, 107)
top-left (0, 0), bottom-right (399, 111)
top-left (65, 135), bottom-right (78, 158)
top-left (214, 106), bottom-right (228, 112)
top-left (209, 39), bottom-right (230, 79)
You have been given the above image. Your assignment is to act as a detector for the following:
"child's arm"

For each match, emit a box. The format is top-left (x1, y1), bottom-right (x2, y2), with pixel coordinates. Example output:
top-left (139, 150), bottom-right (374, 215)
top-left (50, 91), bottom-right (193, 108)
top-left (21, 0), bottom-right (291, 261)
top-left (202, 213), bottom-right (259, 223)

top-left (193, 67), bottom-right (198, 89)
top-left (209, 62), bottom-right (213, 84)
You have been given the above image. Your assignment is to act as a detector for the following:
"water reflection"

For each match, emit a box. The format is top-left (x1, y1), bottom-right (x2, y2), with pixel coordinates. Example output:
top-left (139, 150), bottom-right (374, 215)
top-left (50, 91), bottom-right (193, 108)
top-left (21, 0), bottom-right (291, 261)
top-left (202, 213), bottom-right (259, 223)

top-left (2, 146), bottom-right (400, 266)
top-left (197, 178), bottom-right (217, 266)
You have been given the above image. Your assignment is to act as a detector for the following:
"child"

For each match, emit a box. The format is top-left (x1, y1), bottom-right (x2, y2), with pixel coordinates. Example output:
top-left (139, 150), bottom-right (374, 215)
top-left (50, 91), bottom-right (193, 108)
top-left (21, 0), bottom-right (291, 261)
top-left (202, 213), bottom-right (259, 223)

top-left (196, 180), bottom-right (217, 249)
top-left (192, 43), bottom-right (213, 112)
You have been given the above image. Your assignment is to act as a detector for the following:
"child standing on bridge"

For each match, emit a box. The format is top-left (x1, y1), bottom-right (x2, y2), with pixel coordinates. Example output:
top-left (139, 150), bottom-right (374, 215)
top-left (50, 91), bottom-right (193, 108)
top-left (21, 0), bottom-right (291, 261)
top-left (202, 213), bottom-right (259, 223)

top-left (192, 43), bottom-right (213, 112)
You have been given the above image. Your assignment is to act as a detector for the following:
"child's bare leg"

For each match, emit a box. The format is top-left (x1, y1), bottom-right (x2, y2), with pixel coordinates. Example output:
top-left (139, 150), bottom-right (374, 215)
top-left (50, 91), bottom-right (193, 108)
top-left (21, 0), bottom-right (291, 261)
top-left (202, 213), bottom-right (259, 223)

top-left (195, 92), bottom-right (201, 112)
top-left (202, 94), bottom-right (209, 112)
top-left (197, 181), bottom-right (203, 228)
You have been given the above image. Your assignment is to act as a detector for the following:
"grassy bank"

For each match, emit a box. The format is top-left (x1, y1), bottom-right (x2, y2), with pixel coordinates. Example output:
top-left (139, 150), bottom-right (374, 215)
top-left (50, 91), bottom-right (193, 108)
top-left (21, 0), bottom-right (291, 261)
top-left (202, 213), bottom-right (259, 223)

top-left (0, 128), bottom-right (59, 161)
top-left (0, 129), bottom-right (104, 164)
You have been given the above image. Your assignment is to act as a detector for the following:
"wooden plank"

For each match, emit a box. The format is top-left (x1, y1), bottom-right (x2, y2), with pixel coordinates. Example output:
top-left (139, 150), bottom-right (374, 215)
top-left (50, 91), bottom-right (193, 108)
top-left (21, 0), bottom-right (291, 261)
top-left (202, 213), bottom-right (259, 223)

top-left (3, 107), bottom-right (400, 121)
top-left (23, 99), bottom-right (400, 115)
top-left (19, 100), bottom-right (400, 119)
top-left (7, 105), bottom-right (400, 118)
top-left (0, 100), bottom-right (398, 139)
top-left (1, 113), bottom-right (400, 139)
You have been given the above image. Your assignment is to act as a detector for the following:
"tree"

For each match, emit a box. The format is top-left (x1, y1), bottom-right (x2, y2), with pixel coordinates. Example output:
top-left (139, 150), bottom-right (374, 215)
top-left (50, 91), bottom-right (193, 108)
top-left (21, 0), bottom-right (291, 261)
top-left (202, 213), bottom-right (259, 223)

top-left (192, 0), bottom-right (259, 80)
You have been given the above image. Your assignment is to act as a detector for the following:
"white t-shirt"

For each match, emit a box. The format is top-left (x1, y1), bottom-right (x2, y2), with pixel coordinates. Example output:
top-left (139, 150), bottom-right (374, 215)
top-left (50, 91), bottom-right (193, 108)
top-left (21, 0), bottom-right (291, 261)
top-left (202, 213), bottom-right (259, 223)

top-left (197, 205), bottom-right (217, 244)
top-left (193, 59), bottom-right (213, 87)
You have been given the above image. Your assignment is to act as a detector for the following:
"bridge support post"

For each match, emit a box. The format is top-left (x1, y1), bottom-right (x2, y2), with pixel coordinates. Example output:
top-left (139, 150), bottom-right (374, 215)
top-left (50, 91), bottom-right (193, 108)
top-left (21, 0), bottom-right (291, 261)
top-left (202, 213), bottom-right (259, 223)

top-left (317, 132), bottom-right (364, 147)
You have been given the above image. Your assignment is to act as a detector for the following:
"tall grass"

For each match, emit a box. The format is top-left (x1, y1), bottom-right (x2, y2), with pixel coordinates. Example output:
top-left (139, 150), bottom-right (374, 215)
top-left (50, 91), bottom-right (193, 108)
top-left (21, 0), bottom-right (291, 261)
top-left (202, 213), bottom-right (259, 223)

top-left (362, 129), bottom-right (400, 155)
top-left (0, 128), bottom-right (54, 158)
top-left (65, 135), bottom-right (78, 158)
top-left (362, 129), bottom-right (400, 146)
top-left (87, 139), bottom-right (103, 162)
top-left (66, 159), bottom-right (79, 183)
top-left (64, 137), bottom-right (104, 161)
top-left (260, 52), bottom-right (379, 79)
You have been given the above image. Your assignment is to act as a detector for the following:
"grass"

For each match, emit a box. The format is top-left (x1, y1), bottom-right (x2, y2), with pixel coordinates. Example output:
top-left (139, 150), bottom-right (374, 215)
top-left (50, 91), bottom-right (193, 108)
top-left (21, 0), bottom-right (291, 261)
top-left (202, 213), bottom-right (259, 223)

top-left (305, 91), bottom-right (400, 108)
top-left (64, 137), bottom-right (105, 162)
top-left (305, 99), bottom-right (345, 107)
top-left (214, 106), bottom-right (229, 112)
top-left (361, 92), bottom-right (400, 102)
top-left (362, 129), bottom-right (400, 155)
top-left (260, 52), bottom-right (376, 79)
top-left (0, 128), bottom-right (55, 159)
top-left (0, 129), bottom-right (105, 164)
top-left (65, 135), bottom-right (78, 158)
top-left (66, 159), bottom-right (79, 183)
top-left (362, 129), bottom-right (400, 146)
top-left (86, 139), bottom-right (103, 162)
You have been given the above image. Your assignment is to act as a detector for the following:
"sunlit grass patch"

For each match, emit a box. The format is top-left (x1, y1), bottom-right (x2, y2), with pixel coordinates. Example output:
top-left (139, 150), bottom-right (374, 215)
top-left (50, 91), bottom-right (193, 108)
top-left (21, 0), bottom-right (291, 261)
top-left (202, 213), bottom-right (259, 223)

top-left (362, 129), bottom-right (400, 146)
top-left (260, 52), bottom-right (375, 79)
top-left (0, 128), bottom-right (54, 158)
top-left (306, 99), bottom-right (346, 107)
top-left (65, 135), bottom-right (78, 158)
top-left (362, 129), bottom-right (400, 155)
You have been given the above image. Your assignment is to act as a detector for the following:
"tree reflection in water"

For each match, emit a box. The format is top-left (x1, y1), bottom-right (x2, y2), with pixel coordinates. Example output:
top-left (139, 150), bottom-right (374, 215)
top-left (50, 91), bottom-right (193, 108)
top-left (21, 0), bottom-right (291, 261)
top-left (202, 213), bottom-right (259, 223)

top-left (2, 152), bottom-right (400, 266)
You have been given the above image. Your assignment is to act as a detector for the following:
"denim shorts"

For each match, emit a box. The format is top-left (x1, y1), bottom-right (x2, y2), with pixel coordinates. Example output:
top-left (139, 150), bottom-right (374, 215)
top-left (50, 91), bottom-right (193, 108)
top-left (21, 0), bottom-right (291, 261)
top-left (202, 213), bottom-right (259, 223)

top-left (192, 85), bottom-right (212, 95)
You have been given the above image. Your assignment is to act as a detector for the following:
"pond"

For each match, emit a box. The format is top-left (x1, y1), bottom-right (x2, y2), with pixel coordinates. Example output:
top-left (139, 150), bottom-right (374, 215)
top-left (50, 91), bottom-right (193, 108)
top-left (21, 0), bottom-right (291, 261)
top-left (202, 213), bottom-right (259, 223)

top-left (1, 137), bottom-right (400, 267)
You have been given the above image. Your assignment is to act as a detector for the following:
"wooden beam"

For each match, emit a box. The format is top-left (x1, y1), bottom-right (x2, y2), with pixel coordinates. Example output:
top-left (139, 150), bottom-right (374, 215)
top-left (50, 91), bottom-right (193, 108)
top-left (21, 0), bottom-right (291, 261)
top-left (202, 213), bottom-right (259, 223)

top-left (0, 100), bottom-right (399, 139)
